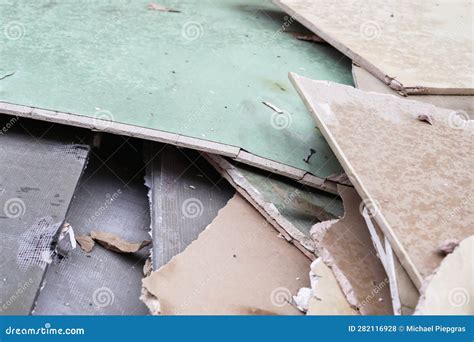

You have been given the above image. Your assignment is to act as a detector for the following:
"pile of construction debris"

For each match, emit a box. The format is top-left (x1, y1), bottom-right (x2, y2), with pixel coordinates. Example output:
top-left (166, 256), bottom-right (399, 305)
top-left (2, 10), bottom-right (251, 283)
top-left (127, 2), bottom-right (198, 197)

top-left (0, 0), bottom-right (472, 317)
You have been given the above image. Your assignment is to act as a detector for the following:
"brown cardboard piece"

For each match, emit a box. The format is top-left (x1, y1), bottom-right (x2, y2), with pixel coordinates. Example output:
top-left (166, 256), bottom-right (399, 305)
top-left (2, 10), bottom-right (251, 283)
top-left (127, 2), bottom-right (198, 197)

top-left (75, 235), bottom-right (95, 253)
top-left (311, 185), bottom-right (393, 315)
top-left (90, 230), bottom-right (151, 254)
top-left (142, 194), bottom-right (311, 315)
top-left (290, 73), bottom-right (474, 289)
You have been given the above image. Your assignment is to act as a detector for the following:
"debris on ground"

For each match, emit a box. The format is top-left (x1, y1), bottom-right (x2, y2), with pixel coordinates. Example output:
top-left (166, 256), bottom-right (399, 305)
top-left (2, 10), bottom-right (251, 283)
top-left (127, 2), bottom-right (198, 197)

top-left (90, 231), bottom-right (151, 254)
top-left (0, 0), bottom-right (471, 318)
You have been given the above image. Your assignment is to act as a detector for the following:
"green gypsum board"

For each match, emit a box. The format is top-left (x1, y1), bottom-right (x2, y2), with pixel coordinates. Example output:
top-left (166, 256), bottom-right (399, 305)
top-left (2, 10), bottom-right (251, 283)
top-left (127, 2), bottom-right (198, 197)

top-left (0, 0), bottom-right (352, 190)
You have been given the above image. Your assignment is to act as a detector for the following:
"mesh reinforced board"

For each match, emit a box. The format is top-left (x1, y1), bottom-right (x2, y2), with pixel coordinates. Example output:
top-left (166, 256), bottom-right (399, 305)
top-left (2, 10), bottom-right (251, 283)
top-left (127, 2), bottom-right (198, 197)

top-left (0, 116), bottom-right (89, 315)
top-left (33, 135), bottom-right (151, 315)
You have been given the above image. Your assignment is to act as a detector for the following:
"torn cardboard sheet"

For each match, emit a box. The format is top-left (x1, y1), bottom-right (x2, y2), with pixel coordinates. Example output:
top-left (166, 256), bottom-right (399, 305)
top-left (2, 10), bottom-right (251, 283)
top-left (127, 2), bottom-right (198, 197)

top-left (142, 194), bottom-right (310, 315)
top-left (352, 65), bottom-right (474, 118)
top-left (415, 236), bottom-right (474, 315)
top-left (275, 0), bottom-right (474, 95)
top-left (311, 186), bottom-right (393, 315)
top-left (290, 73), bottom-right (474, 290)
top-left (90, 230), bottom-right (151, 254)
top-left (306, 259), bottom-right (357, 315)
top-left (203, 154), bottom-right (343, 259)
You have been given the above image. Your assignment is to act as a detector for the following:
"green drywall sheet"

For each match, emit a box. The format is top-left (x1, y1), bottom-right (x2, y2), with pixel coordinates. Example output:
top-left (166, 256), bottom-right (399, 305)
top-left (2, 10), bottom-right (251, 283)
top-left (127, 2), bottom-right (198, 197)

top-left (0, 0), bottom-right (352, 178)
top-left (231, 161), bottom-right (344, 236)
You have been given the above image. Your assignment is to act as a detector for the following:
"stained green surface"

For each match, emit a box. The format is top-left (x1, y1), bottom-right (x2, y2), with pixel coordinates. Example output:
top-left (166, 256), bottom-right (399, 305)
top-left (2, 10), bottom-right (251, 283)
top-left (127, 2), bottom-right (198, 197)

top-left (232, 161), bottom-right (344, 236)
top-left (0, 0), bottom-right (352, 177)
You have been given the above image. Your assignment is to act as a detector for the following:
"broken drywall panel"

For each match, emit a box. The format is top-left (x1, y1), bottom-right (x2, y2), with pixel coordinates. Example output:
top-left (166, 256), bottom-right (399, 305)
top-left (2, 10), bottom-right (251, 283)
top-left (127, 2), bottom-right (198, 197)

top-left (0, 117), bottom-right (89, 315)
top-left (415, 236), bottom-right (474, 315)
top-left (363, 207), bottom-right (387, 268)
top-left (203, 154), bottom-right (343, 259)
top-left (33, 135), bottom-right (150, 315)
top-left (146, 144), bottom-right (234, 270)
top-left (384, 236), bottom-right (420, 316)
top-left (363, 209), bottom-right (419, 315)
top-left (306, 259), bottom-right (358, 315)
top-left (310, 186), bottom-right (393, 315)
top-left (0, 0), bottom-right (353, 190)
top-left (274, 0), bottom-right (474, 95)
top-left (142, 194), bottom-right (311, 315)
top-left (384, 237), bottom-right (402, 315)
top-left (352, 65), bottom-right (474, 118)
top-left (290, 73), bottom-right (474, 290)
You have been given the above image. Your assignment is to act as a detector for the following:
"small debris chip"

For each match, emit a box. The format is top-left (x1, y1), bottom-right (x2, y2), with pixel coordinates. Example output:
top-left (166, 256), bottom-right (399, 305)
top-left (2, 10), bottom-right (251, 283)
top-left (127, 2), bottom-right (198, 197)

top-left (291, 32), bottom-right (326, 43)
top-left (90, 230), bottom-right (151, 254)
top-left (147, 2), bottom-right (180, 12)
top-left (417, 113), bottom-right (434, 125)
top-left (437, 239), bottom-right (460, 256)
top-left (143, 258), bottom-right (153, 276)
top-left (76, 235), bottom-right (95, 253)
top-left (262, 101), bottom-right (284, 114)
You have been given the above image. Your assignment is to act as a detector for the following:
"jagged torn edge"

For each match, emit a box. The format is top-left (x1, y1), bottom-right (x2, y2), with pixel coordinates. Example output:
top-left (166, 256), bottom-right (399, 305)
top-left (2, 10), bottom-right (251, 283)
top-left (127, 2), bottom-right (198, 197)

top-left (17, 217), bottom-right (62, 271)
